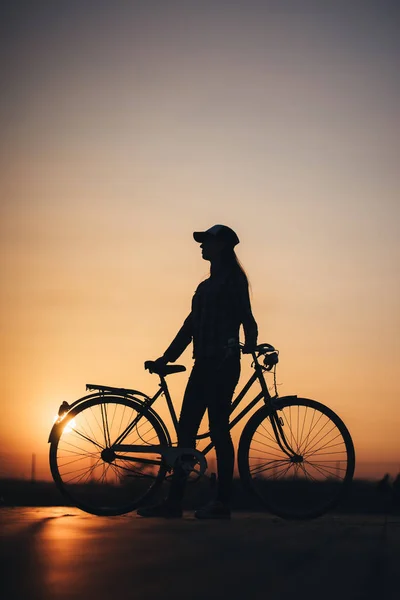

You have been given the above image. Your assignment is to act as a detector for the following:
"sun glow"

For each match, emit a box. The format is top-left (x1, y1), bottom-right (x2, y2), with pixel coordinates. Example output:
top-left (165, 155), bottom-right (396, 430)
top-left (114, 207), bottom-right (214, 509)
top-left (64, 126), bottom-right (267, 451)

top-left (53, 414), bottom-right (77, 434)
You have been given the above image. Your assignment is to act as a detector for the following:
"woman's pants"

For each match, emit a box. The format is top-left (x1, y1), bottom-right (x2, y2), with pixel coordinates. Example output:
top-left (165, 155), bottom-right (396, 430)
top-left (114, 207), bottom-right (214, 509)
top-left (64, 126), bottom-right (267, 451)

top-left (167, 355), bottom-right (240, 505)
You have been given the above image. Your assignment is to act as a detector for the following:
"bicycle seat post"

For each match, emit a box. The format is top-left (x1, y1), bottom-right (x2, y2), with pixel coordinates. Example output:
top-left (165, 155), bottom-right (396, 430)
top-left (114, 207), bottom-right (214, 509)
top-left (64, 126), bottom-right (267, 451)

top-left (158, 373), bottom-right (180, 433)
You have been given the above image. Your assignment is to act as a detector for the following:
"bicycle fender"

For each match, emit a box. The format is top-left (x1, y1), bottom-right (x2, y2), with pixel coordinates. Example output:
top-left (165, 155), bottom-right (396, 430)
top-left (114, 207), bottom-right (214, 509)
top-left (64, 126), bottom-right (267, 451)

top-left (48, 421), bottom-right (62, 444)
top-left (270, 394), bottom-right (298, 409)
top-left (47, 392), bottom-right (116, 444)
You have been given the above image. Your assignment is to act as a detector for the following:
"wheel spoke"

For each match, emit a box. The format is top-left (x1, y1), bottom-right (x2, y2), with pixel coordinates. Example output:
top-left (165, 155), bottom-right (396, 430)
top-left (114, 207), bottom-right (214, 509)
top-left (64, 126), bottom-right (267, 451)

top-left (274, 462), bottom-right (294, 480)
top-left (304, 433), bottom-right (344, 457)
top-left (282, 409), bottom-right (299, 453)
top-left (260, 421), bottom-right (281, 445)
top-left (303, 460), bottom-right (345, 480)
top-left (298, 405), bottom-right (308, 453)
top-left (302, 421), bottom-right (337, 456)
top-left (101, 403), bottom-right (111, 447)
top-left (251, 438), bottom-right (288, 459)
top-left (70, 427), bottom-right (104, 450)
top-left (297, 409), bottom-right (320, 454)
top-left (57, 453), bottom-right (99, 468)
top-left (250, 459), bottom-right (289, 477)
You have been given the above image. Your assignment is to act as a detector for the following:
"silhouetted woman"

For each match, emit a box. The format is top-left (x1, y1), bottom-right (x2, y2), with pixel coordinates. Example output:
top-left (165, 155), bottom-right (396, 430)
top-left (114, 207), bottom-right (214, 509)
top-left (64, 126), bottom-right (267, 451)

top-left (138, 224), bottom-right (258, 519)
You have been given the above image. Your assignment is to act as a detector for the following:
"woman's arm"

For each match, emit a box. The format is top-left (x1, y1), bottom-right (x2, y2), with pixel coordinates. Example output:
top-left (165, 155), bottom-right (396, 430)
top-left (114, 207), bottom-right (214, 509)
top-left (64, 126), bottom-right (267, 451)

top-left (162, 313), bottom-right (193, 362)
top-left (156, 283), bottom-right (202, 363)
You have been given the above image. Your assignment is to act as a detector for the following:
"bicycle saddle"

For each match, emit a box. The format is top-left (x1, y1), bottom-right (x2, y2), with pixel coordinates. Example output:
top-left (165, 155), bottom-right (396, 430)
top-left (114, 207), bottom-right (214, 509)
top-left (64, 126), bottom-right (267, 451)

top-left (144, 361), bottom-right (186, 376)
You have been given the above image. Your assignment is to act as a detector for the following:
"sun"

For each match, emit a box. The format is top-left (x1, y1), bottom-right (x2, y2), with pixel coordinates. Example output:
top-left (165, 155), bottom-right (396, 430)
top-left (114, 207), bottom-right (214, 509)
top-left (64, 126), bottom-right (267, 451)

top-left (53, 414), bottom-right (76, 434)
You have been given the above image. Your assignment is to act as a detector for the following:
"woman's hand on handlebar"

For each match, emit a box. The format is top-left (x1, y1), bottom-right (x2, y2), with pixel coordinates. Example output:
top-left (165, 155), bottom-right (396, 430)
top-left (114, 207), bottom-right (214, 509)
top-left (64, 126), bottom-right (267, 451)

top-left (241, 343), bottom-right (256, 355)
top-left (153, 356), bottom-right (168, 369)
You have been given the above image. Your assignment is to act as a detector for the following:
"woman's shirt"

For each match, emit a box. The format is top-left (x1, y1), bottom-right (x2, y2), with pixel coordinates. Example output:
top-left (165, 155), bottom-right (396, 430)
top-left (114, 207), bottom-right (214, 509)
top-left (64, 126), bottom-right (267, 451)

top-left (163, 270), bottom-right (258, 362)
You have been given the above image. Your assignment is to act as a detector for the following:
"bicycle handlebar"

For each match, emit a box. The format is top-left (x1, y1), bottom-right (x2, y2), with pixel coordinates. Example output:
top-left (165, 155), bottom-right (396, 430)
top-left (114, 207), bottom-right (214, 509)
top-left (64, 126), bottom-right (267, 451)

top-left (249, 343), bottom-right (279, 371)
top-left (251, 342), bottom-right (276, 354)
top-left (144, 343), bottom-right (278, 376)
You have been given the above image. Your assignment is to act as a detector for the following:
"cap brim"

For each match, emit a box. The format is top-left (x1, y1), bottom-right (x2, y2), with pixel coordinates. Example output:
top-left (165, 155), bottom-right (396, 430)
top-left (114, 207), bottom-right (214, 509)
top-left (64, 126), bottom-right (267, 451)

top-left (193, 231), bottom-right (207, 243)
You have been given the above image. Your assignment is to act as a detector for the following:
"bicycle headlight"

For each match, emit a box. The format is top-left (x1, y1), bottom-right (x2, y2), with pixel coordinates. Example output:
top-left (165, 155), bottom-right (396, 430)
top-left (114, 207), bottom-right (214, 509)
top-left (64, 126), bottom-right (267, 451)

top-left (263, 352), bottom-right (279, 370)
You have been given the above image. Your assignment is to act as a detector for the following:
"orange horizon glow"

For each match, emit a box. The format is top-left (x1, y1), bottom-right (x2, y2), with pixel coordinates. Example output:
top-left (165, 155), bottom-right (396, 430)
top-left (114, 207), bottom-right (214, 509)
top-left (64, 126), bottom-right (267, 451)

top-left (1, 3), bottom-right (399, 484)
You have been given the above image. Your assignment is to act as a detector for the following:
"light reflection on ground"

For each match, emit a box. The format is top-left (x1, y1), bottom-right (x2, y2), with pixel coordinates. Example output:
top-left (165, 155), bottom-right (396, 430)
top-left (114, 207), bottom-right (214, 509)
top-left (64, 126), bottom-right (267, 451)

top-left (1, 508), bottom-right (399, 600)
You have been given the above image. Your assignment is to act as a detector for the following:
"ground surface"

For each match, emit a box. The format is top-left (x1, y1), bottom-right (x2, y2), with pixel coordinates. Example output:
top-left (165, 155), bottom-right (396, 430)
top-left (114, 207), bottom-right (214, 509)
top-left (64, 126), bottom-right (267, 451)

top-left (0, 507), bottom-right (399, 600)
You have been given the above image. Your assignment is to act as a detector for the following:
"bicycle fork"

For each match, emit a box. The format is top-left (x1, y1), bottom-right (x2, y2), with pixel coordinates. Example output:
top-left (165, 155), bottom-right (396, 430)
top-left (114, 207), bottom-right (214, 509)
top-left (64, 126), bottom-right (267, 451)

top-left (252, 352), bottom-right (303, 465)
top-left (269, 407), bottom-right (304, 464)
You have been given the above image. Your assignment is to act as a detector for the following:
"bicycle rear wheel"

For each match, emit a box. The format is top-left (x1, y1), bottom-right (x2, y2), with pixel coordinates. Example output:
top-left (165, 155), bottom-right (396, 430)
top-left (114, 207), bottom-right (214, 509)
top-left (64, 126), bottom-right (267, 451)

top-left (238, 398), bottom-right (355, 519)
top-left (49, 396), bottom-right (169, 516)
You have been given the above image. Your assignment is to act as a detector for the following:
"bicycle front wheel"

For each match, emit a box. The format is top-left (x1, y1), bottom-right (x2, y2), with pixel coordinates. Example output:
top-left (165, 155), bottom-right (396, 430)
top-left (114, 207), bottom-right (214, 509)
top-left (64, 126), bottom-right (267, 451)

top-left (49, 396), bottom-right (169, 516)
top-left (238, 398), bottom-right (355, 519)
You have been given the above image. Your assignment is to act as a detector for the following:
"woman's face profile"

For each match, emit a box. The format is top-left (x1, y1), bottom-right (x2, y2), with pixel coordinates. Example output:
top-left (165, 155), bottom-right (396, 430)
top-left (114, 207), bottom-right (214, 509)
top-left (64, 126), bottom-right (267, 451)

top-left (200, 237), bottom-right (226, 261)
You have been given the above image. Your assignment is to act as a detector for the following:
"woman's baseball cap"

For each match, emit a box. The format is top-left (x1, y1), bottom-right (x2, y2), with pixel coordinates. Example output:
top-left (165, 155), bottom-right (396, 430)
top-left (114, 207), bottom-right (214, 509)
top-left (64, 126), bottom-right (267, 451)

top-left (193, 224), bottom-right (240, 247)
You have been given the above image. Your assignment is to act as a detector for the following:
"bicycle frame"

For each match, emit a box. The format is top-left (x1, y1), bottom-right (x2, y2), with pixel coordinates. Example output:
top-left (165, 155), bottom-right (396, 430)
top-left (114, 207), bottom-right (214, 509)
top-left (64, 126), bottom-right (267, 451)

top-left (112, 350), bottom-right (300, 467)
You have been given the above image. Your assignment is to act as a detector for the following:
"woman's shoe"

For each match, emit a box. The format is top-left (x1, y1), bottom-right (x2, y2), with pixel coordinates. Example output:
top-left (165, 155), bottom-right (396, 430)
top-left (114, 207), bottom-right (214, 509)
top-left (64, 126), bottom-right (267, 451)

top-left (194, 500), bottom-right (231, 520)
top-left (136, 500), bottom-right (183, 518)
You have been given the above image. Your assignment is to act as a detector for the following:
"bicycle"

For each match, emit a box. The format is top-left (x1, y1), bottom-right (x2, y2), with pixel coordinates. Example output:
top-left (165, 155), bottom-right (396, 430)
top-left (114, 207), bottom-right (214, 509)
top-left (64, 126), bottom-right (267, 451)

top-left (48, 343), bottom-right (355, 519)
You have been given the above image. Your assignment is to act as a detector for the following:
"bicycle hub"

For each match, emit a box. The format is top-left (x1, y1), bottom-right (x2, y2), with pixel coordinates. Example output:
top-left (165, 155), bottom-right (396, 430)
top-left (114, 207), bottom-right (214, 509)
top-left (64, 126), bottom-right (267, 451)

top-left (101, 448), bottom-right (116, 463)
top-left (290, 454), bottom-right (303, 464)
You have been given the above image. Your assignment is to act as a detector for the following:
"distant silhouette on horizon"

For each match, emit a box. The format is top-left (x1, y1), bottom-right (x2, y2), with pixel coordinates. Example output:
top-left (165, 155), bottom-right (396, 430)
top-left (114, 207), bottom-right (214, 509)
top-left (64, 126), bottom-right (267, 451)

top-left (393, 474), bottom-right (400, 506)
top-left (137, 224), bottom-right (258, 519)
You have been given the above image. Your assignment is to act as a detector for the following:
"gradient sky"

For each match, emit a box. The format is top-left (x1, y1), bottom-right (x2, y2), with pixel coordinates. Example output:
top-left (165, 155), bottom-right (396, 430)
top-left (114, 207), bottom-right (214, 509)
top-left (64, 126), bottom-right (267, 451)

top-left (1, 1), bottom-right (399, 480)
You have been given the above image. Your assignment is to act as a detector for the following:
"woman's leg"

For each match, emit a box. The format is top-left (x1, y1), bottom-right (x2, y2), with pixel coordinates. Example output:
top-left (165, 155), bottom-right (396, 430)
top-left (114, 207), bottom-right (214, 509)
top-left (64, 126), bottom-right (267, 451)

top-left (207, 357), bottom-right (240, 505)
top-left (166, 362), bottom-right (208, 505)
